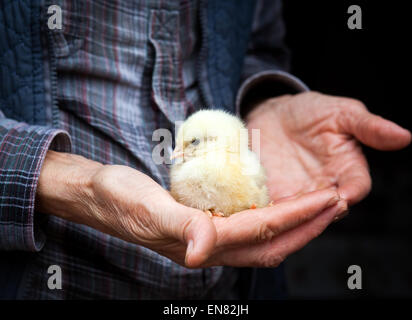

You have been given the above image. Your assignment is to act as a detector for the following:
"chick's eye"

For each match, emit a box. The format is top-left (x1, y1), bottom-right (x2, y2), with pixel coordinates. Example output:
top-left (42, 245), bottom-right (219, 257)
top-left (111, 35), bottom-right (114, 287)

top-left (191, 138), bottom-right (200, 146)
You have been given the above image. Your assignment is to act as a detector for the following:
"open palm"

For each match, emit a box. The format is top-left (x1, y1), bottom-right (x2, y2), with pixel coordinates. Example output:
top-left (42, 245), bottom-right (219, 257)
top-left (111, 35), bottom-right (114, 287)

top-left (246, 92), bottom-right (411, 205)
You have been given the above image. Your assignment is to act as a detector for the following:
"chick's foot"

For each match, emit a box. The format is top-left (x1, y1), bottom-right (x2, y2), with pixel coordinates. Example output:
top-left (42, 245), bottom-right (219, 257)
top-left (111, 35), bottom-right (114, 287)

top-left (205, 209), bottom-right (224, 218)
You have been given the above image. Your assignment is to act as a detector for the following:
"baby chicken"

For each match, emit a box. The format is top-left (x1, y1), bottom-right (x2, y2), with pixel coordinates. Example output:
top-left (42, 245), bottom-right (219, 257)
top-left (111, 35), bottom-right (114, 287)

top-left (170, 110), bottom-right (269, 217)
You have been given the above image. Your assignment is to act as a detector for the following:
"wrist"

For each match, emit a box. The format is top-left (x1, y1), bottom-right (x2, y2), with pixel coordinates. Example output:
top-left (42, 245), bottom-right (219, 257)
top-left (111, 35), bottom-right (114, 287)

top-left (236, 70), bottom-right (309, 118)
top-left (245, 94), bottom-right (292, 122)
top-left (36, 151), bottom-right (103, 224)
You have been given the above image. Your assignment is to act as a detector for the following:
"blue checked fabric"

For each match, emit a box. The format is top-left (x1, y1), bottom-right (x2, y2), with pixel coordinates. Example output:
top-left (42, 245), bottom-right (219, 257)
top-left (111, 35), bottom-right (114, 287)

top-left (2, 0), bottom-right (236, 299)
top-left (0, 0), bottom-right (306, 299)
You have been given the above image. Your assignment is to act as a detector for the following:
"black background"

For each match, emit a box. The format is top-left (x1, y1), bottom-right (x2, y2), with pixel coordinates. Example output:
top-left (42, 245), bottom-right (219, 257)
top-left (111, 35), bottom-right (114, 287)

top-left (282, 1), bottom-right (412, 298)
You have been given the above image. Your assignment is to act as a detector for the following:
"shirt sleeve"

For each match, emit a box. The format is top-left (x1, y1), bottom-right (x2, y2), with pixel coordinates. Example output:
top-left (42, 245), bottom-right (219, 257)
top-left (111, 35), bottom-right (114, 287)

top-left (236, 0), bottom-right (309, 117)
top-left (0, 112), bottom-right (71, 252)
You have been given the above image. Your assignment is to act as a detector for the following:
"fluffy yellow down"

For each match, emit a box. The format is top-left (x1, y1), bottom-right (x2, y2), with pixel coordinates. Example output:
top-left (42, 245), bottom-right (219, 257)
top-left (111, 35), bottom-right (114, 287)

top-left (170, 110), bottom-right (269, 216)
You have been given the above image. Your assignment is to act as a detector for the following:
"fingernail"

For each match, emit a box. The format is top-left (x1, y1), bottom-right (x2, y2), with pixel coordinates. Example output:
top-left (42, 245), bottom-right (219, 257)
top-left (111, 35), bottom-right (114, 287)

top-left (327, 194), bottom-right (340, 207)
top-left (185, 240), bottom-right (194, 264)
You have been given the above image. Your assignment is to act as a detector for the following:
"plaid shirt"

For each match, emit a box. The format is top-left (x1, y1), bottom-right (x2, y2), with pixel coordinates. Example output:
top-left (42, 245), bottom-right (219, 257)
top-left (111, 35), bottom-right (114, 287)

top-left (0, 0), bottom-right (307, 299)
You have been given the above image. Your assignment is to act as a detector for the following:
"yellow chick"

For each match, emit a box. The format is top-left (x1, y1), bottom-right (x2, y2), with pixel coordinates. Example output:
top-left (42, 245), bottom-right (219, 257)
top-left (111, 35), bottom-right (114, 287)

top-left (170, 110), bottom-right (269, 217)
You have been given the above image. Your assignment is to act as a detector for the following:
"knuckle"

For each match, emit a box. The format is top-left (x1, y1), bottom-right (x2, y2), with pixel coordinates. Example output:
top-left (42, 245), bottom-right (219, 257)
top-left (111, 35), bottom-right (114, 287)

top-left (340, 97), bottom-right (368, 112)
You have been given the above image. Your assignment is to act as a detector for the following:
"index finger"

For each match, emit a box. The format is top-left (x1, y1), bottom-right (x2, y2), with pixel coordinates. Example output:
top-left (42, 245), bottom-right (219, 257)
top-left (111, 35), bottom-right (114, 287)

top-left (213, 187), bottom-right (340, 247)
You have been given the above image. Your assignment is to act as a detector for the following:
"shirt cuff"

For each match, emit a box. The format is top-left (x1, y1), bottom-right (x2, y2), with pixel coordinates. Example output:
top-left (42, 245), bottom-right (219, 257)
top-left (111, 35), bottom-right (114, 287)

top-left (0, 124), bottom-right (71, 252)
top-left (236, 70), bottom-right (309, 118)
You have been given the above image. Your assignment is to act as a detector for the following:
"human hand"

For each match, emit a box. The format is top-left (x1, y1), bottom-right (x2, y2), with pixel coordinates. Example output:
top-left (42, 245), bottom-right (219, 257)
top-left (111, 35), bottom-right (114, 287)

top-left (36, 151), bottom-right (345, 268)
top-left (36, 151), bottom-right (217, 267)
top-left (246, 91), bottom-right (411, 206)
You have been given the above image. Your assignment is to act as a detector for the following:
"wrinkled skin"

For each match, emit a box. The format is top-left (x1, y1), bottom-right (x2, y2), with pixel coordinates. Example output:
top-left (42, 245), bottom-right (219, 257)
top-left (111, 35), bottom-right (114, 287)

top-left (37, 92), bottom-right (411, 269)
top-left (37, 151), bottom-right (344, 268)
top-left (246, 92), bottom-right (411, 205)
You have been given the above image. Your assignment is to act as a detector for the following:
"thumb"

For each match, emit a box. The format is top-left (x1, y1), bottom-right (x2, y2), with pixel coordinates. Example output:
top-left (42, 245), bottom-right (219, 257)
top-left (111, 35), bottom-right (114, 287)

top-left (340, 107), bottom-right (411, 150)
top-left (168, 204), bottom-right (217, 268)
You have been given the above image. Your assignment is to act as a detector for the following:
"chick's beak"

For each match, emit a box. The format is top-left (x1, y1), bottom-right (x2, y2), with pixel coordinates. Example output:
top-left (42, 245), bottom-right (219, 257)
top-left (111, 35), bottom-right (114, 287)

top-left (170, 147), bottom-right (184, 160)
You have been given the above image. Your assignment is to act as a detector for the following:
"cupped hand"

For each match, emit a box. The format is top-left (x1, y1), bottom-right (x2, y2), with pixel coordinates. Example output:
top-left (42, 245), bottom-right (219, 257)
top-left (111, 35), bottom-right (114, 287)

top-left (37, 92), bottom-right (410, 269)
top-left (89, 167), bottom-right (345, 268)
top-left (204, 187), bottom-right (346, 267)
top-left (37, 151), bottom-right (345, 269)
top-left (36, 151), bottom-right (216, 267)
top-left (246, 91), bottom-right (411, 205)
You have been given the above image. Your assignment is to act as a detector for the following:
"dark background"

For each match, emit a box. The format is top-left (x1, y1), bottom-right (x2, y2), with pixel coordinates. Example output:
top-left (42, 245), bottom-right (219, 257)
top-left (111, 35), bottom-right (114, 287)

top-left (282, 1), bottom-right (412, 298)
